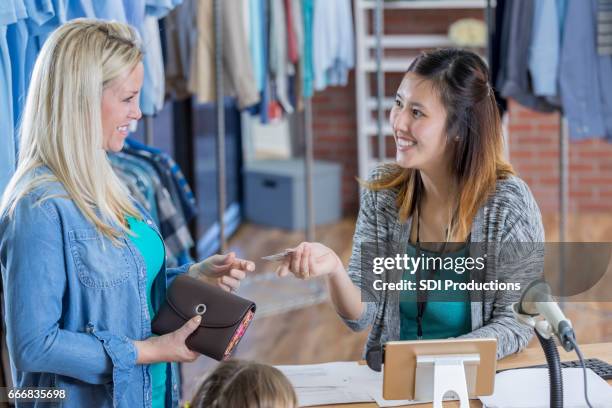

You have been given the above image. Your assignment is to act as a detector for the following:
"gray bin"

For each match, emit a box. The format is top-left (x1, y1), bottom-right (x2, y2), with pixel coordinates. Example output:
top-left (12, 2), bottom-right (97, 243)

top-left (243, 159), bottom-right (342, 230)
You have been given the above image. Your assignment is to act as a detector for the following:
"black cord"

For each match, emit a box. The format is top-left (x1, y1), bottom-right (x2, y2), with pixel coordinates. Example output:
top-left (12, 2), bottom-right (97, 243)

top-left (569, 337), bottom-right (594, 408)
top-left (536, 331), bottom-right (563, 408)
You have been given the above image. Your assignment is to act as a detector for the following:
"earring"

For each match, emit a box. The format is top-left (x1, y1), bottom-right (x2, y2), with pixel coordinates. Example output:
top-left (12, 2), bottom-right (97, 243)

top-left (454, 135), bottom-right (460, 142)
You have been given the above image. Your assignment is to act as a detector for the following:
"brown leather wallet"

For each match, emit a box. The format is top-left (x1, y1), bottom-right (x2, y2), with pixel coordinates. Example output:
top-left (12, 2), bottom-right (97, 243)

top-left (152, 274), bottom-right (256, 361)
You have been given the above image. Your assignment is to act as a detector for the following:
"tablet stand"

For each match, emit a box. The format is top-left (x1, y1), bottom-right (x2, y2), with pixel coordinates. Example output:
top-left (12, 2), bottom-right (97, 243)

top-left (414, 354), bottom-right (480, 408)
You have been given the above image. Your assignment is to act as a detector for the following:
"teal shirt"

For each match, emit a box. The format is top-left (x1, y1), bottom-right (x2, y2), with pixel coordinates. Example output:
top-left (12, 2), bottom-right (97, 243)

top-left (125, 216), bottom-right (167, 408)
top-left (399, 243), bottom-right (472, 340)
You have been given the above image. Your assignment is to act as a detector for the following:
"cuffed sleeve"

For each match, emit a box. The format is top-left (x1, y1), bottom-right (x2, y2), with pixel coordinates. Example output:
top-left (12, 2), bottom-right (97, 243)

top-left (341, 301), bottom-right (377, 332)
top-left (166, 261), bottom-right (194, 287)
top-left (89, 328), bottom-right (138, 404)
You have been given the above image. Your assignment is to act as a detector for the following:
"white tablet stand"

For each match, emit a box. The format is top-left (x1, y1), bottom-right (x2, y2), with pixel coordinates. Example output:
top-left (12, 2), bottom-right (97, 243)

top-left (414, 354), bottom-right (480, 408)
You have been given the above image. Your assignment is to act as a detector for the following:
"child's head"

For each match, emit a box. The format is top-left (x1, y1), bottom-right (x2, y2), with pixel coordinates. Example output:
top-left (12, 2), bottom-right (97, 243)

top-left (191, 359), bottom-right (298, 408)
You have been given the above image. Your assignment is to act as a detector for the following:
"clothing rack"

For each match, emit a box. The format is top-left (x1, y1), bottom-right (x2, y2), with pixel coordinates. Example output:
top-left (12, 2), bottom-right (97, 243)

top-left (485, 0), bottom-right (568, 243)
top-left (484, 0), bottom-right (569, 301)
top-left (212, 0), bottom-right (315, 251)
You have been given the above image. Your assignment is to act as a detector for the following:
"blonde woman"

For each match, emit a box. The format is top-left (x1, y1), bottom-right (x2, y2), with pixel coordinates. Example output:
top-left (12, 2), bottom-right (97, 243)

top-left (190, 360), bottom-right (297, 408)
top-left (0, 20), bottom-right (254, 408)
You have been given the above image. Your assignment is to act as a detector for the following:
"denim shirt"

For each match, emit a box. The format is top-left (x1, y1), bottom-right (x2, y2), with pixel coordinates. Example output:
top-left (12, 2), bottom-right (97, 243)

top-left (0, 168), bottom-right (194, 407)
top-left (560, 0), bottom-right (612, 141)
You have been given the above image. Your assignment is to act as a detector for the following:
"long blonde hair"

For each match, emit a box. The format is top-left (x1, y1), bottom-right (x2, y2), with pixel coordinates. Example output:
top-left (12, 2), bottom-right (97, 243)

top-left (0, 19), bottom-right (144, 243)
top-left (191, 360), bottom-right (298, 408)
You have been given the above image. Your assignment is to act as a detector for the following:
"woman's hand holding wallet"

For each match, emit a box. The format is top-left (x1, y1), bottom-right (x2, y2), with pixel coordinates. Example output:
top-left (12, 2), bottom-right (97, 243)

top-left (134, 252), bottom-right (256, 364)
top-left (135, 315), bottom-right (203, 364)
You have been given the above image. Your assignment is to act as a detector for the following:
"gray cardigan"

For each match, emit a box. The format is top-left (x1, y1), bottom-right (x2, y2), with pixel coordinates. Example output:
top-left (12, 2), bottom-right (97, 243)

top-left (342, 166), bottom-right (545, 359)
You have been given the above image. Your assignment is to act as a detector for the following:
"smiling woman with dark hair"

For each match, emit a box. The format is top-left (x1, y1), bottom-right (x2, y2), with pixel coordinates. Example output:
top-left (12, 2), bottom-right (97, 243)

top-left (276, 48), bottom-right (544, 360)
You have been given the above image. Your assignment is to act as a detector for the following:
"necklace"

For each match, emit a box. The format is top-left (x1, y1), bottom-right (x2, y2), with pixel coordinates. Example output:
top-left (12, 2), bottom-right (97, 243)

top-left (413, 199), bottom-right (466, 339)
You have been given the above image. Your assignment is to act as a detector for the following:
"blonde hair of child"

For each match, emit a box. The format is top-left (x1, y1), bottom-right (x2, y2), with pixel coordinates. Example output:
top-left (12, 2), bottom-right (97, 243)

top-left (191, 360), bottom-right (298, 408)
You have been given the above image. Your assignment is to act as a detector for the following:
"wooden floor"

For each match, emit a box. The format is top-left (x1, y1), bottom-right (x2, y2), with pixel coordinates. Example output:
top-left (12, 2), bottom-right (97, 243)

top-left (181, 212), bottom-right (612, 400)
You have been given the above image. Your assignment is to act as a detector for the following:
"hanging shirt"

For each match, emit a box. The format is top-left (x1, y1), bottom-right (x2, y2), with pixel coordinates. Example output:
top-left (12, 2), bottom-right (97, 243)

top-left (312, 0), bottom-right (354, 92)
top-left (1, 0), bottom-right (28, 194)
top-left (528, 0), bottom-right (562, 98)
top-left (285, 0), bottom-right (298, 64)
top-left (139, 0), bottom-right (183, 115)
top-left (560, 0), bottom-right (612, 141)
top-left (301, 0), bottom-right (314, 98)
top-left (92, 0), bottom-right (126, 21)
top-left (290, 0), bottom-right (304, 61)
top-left (0, 19), bottom-right (15, 195)
top-left (188, 0), bottom-right (259, 110)
top-left (269, 0), bottom-right (293, 113)
top-left (123, 0), bottom-right (146, 32)
top-left (163, 0), bottom-right (196, 100)
top-left (146, 0), bottom-right (182, 18)
top-left (248, 0), bottom-right (265, 92)
top-left (140, 15), bottom-right (165, 115)
top-left (499, 0), bottom-right (557, 113)
top-left (260, 0), bottom-right (271, 122)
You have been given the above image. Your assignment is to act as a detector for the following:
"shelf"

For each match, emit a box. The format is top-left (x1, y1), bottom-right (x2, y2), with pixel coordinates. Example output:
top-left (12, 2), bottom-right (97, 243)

top-left (366, 123), bottom-right (393, 136)
top-left (359, 0), bottom-right (487, 10)
top-left (363, 56), bottom-right (416, 72)
top-left (355, 0), bottom-right (490, 180)
top-left (366, 97), bottom-right (395, 110)
top-left (364, 34), bottom-right (454, 49)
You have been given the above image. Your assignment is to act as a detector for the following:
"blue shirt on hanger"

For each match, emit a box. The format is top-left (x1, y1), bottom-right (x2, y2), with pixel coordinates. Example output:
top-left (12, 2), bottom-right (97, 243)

top-left (529, 0), bottom-right (562, 98)
top-left (123, 0), bottom-right (146, 32)
top-left (312, 0), bottom-right (354, 91)
top-left (146, 0), bottom-right (183, 19)
top-left (92, 0), bottom-right (127, 21)
top-left (0, 26), bottom-right (15, 195)
top-left (0, 0), bottom-right (27, 194)
top-left (140, 0), bottom-right (183, 116)
top-left (301, 0), bottom-right (314, 98)
top-left (560, 0), bottom-right (612, 141)
top-left (249, 0), bottom-right (264, 93)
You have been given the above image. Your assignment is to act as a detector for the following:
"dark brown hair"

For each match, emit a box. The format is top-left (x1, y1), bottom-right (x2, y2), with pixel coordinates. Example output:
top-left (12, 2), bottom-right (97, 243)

top-left (190, 360), bottom-right (298, 408)
top-left (365, 48), bottom-right (514, 240)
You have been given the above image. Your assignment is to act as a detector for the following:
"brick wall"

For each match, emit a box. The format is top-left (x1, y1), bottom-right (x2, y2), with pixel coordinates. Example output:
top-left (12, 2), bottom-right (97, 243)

top-left (311, 6), bottom-right (612, 215)
top-left (508, 102), bottom-right (612, 213)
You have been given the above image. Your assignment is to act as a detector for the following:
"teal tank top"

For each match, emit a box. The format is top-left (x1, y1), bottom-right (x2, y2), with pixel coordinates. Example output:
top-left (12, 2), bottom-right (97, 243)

top-left (125, 216), bottom-right (167, 408)
top-left (399, 243), bottom-right (472, 340)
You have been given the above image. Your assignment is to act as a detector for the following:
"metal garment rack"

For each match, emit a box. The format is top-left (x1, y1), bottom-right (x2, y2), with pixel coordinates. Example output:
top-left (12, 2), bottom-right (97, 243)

top-left (213, 0), bottom-right (315, 250)
top-left (144, 116), bottom-right (154, 145)
top-left (214, 0), bottom-right (227, 253)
